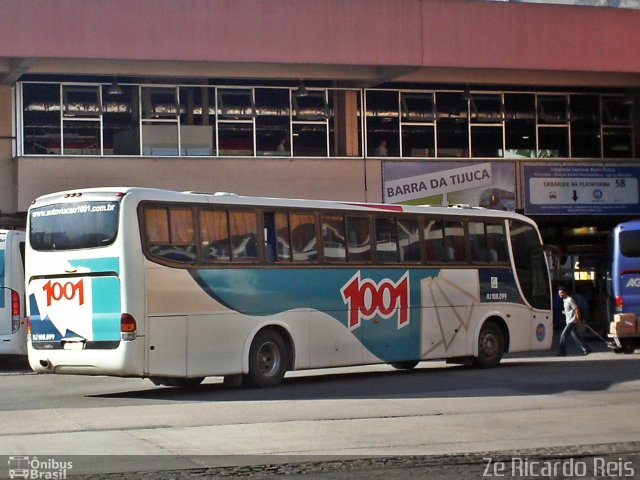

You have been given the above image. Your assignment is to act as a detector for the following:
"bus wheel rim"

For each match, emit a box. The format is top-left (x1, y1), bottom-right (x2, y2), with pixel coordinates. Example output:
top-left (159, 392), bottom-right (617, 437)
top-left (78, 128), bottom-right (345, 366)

top-left (480, 331), bottom-right (498, 357)
top-left (257, 341), bottom-right (280, 376)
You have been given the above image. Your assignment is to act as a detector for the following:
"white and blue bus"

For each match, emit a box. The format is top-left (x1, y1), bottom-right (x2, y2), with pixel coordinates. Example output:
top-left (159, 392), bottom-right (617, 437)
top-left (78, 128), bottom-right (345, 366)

top-left (26, 187), bottom-right (552, 387)
top-left (0, 229), bottom-right (27, 356)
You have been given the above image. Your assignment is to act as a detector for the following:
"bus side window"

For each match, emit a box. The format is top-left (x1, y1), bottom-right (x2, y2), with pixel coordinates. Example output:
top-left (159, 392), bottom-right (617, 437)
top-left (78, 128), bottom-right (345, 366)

top-left (199, 209), bottom-right (230, 261)
top-left (145, 207), bottom-right (170, 259)
top-left (168, 208), bottom-right (197, 263)
top-left (444, 220), bottom-right (465, 262)
top-left (261, 212), bottom-right (288, 263)
top-left (424, 220), bottom-right (445, 263)
top-left (468, 221), bottom-right (488, 262)
top-left (229, 210), bottom-right (259, 261)
top-left (346, 216), bottom-right (371, 262)
top-left (262, 212), bottom-right (276, 263)
top-left (375, 217), bottom-right (399, 263)
top-left (145, 207), bottom-right (169, 245)
top-left (398, 218), bottom-right (420, 262)
top-left (321, 214), bottom-right (347, 262)
top-left (290, 212), bottom-right (317, 261)
top-left (486, 222), bottom-right (508, 262)
top-left (143, 206), bottom-right (197, 264)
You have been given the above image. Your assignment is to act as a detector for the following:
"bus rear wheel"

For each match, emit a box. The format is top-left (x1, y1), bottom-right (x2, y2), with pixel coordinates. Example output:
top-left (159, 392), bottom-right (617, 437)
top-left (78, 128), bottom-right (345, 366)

top-left (245, 329), bottom-right (290, 388)
top-left (474, 320), bottom-right (505, 368)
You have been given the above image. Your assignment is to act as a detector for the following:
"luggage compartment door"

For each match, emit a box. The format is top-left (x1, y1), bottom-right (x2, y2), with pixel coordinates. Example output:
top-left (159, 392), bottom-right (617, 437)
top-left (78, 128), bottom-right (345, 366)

top-left (146, 315), bottom-right (187, 376)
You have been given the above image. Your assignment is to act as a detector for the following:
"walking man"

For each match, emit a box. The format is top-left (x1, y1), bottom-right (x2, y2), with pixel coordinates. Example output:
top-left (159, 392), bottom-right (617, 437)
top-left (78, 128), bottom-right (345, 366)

top-left (557, 285), bottom-right (590, 356)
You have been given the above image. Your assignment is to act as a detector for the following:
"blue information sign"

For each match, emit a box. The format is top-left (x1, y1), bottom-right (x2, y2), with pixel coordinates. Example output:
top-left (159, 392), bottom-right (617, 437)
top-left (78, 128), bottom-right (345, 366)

top-left (523, 164), bottom-right (640, 215)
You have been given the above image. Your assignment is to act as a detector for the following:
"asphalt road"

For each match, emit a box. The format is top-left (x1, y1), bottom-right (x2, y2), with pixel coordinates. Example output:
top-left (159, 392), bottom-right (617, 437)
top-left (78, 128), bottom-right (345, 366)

top-left (0, 335), bottom-right (639, 479)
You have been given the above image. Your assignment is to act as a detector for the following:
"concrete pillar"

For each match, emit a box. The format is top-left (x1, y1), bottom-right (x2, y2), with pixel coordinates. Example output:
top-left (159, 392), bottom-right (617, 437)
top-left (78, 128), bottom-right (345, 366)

top-left (0, 84), bottom-right (17, 221)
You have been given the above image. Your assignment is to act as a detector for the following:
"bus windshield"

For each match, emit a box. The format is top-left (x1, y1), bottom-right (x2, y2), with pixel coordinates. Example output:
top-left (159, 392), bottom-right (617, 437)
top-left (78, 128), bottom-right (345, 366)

top-left (29, 201), bottom-right (119, 250)
top-left (509, 219), bottom-right (551, 310)
top-left (619, 231), bottom-right (640, 258)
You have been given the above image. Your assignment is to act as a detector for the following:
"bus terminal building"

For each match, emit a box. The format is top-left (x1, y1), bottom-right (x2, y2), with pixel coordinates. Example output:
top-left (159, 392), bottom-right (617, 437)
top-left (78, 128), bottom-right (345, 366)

top-left (0, 0), bottom-right (639, 285)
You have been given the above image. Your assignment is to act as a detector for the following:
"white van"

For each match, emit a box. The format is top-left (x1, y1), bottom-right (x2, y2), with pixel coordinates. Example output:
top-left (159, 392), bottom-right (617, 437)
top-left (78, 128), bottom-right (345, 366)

top-left (0, 230), bottom-right (26, 355)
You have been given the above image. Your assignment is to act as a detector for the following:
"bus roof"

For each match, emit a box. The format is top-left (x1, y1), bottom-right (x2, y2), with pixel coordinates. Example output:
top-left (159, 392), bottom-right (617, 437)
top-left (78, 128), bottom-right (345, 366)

top-left (30, 186), bottom-right (529, 222)
top-left (614, 220), bottom-right (640, 232)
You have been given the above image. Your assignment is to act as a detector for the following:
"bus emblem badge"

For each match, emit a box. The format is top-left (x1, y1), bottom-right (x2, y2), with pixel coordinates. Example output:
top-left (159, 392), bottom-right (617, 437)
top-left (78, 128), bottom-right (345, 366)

top-left (535, 323), bottom-right (546, 342)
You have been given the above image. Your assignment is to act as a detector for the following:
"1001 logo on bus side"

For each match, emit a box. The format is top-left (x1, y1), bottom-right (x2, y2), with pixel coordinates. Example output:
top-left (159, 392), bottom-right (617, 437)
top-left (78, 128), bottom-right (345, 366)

top-left (340, 271), bottom-right (410, 330)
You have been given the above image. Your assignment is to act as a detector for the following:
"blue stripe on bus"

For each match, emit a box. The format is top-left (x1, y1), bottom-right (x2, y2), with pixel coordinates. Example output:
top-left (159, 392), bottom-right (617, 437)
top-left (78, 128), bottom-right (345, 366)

top-left (69, 257), bottom-right (120, 274)
top-left (191, 268), bottom-right (432, 361)
top-left (191, 268), bottom-right (427, 315)
top-left (190, 267), bottom-right (522, 362)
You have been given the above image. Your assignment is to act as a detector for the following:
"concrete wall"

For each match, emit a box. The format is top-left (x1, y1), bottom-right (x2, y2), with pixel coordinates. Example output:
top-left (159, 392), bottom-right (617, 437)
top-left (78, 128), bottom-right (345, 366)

top-left (15, 156), bottom-right (383, 211)
top-left (0, 0), bottom-right (423, 66)
top-left (421, 0), bottom-right (640, 73)
top-left (0, 0), bottom-right (639, 74)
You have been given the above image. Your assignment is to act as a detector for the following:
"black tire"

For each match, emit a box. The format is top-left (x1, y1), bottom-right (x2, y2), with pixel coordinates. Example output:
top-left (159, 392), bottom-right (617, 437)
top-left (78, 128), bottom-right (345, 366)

top-left (620, 339), bottom-right (636, 354)
top-left (473, 320), bottom-right (505, 368)
top-left (149, 376), bottom-right (204, 388)
top-left (245, 329), bottom-right (290, 388)
top-left (390, 360), bottom-right (419, 370)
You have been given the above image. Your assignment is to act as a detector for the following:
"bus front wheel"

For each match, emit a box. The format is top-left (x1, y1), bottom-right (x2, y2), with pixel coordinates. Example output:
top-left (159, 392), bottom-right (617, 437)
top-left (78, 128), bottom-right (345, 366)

top-left (474, 320), bottom-right (505, 368)
top-left (245, 329), bottom-right (290, 388)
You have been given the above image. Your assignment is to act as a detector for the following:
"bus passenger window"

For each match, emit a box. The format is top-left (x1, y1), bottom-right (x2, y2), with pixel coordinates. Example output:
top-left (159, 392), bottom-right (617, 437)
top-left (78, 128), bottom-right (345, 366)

top-left (486, 222), bottom-right (508, 262)
top-left (321, 215), bottom-right (346, 262)
top-left (167, 208), bottom-right (197, 263)
top-left (199, 210), bottom-right (230, 261)
top-left (424, 220), bottom-right (445, 262)
top-left (273, 212), bottom-right (290, 262)
top-left (398, 218), bottom-right (420, 262)
top-left (290, 213), bottom-right (317, 261)
top-left (145, 207), bottom-right (169, 244)
top-left (346, 216), bottom-right (371, 262)
top-left (444, 221), bottom-right (465, 262)
top-left (229, 210), bottom-right (259, 261)
top-left (144, 206), bottom-right (197, 263)
top-left (375, 217), bottom-right (399, 262)
top-left (468, 221), bottom-right (488, 262)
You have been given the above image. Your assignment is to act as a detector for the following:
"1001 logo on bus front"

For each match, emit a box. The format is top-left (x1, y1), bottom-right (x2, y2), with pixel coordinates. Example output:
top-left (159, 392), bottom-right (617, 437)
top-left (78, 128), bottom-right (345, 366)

top-left (340, 271), bottom-right (410, 330)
